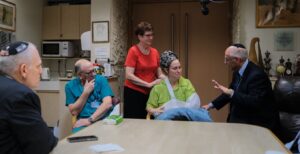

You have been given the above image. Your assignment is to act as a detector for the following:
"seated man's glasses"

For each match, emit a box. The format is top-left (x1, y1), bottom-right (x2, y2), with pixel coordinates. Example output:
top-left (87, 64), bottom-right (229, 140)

top-left (0, 41), bottom-right (29, 56)
top-left (82, 70), bottom-right (96, 77)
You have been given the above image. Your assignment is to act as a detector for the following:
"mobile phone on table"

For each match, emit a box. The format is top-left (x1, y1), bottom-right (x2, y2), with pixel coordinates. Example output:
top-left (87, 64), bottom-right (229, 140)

top-left (67, 135), bottom-right (98, 143)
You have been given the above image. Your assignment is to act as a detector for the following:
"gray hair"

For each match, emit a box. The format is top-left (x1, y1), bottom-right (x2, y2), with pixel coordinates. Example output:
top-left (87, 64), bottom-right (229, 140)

top-left (74, 59), bottom-right (92, 75)
top-left (0, 42), bottom-right (35, 76)
top-left (229, 46), bottom-right (248, 61)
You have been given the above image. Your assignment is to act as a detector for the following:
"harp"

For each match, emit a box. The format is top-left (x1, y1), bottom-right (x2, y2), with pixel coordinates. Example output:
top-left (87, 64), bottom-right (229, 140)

top-left (249, 37), bottom-right (264, 69)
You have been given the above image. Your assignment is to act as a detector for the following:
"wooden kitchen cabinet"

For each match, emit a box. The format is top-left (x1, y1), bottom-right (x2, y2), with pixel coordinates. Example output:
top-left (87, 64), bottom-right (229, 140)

top-left (79, 5), bottom-right (91, 35)
top-left (61, 5), bottom-right (80, 39)
top-left (36, 91), bottom-right (60, 127)
top-left (42, 6), bottom-right (60, 40)
top-left (42, 4), bottom-right (90, 40)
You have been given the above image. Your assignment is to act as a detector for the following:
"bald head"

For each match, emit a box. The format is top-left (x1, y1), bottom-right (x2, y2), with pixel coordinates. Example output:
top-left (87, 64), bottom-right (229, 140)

top-left (224, 44), bottom-right (248, 71)
top-left (74, 59), bottom-right (93, 75)
top-left (225, 45), bottom-right (248, 61)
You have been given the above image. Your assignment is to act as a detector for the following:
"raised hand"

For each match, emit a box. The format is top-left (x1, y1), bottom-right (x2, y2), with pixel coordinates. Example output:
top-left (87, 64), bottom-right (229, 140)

top-left (212, 79), bottom-right (233, 96)
top-left (83, 79), bottom-right (95, 94)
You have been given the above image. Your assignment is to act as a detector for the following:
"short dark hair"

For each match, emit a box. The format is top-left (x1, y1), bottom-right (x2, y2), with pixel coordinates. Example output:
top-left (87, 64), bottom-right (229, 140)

top-left (232, 43), bottom-right (246, 49)
top-left (134, 21), bottom-right (153, 36)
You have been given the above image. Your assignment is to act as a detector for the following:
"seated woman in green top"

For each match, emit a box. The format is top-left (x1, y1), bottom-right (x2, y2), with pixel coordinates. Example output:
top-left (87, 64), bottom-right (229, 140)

top-left (146, 51), bottom-right (212, 121)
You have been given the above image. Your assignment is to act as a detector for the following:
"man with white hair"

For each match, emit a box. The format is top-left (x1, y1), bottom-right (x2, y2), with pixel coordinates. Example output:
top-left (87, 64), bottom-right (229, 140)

top-left (0, 41), bottom-right (58, 153)
top-left (65, 59), bottom-right (114, 133)
top-left (203, 43), bottom-right (279, 133)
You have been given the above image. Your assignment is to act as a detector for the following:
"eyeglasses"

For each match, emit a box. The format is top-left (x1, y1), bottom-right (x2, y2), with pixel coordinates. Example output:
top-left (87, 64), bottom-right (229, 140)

top-left (0, 41), bottom-right (29, 56)
top-left (143, 33), bottom-right (154, 37)
top-left (81, 70), bottom-right (95, 77)
top-left (224, 56), bottom-right (238, 63)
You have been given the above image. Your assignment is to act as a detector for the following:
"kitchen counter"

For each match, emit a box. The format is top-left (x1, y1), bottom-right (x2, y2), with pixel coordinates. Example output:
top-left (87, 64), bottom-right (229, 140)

top-left (59, 75), bottom-right (118, 81)
top-left (35, 80), bottom-right (60, 92)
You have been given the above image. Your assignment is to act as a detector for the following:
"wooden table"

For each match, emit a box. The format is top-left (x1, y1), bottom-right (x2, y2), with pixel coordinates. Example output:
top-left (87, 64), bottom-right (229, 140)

top-left (51, 119), bottom-right (291, 154)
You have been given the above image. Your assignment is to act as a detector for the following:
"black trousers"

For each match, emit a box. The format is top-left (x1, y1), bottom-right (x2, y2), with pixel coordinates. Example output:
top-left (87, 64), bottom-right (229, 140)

top-left (123, 86), bottom-right (149, 119)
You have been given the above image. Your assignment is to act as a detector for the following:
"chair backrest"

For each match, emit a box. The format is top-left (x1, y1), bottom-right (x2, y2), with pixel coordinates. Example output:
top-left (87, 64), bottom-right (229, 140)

top-left (274, 76), bottom-right (300, 113)
top-left (274, 76), bottom-right (300, 143)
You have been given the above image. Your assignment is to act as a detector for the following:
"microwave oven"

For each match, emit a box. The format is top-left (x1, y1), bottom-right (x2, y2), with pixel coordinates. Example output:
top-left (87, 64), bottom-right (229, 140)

top-left (42, 41), bottom-right (74, 57)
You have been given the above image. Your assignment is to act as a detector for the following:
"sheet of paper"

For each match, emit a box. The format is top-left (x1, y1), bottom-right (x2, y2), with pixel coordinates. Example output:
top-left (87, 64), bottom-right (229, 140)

top-left (89, 144), bottom-right (124, 153)
top-left (264, 150), bottom-right (285, 154)
top-left (95, 46), bottom-right (109, 60)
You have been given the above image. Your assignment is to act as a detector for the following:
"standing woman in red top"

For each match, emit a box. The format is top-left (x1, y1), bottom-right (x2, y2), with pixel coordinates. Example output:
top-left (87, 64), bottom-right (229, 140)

top-left (124, 21), bottom-right (164, 119)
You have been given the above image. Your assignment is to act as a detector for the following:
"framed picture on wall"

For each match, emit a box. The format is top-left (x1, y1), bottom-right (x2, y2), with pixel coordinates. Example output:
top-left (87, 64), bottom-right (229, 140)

top-left (256, 0), bottom-right (300, 28)
top-left (92, 21), bottom-right (109, 43)
top-left (274, 31), bottom-right (294, 51)
top-left (0, 1), bottom-right (16, 31)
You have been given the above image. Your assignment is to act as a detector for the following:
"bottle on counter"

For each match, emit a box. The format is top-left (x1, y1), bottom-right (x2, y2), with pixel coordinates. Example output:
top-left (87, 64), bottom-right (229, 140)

top-left (103, 58), bottom-right (112, 77)
top-left (93, 59), bottom-right (104, 75)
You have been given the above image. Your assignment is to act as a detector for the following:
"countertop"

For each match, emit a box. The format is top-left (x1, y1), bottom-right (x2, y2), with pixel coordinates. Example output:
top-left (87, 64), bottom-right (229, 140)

top-left (35, 80), bottom-right (60, 92)
top-left (35, 75), bottom-right (119, 91)
top-left (59, 75), bottom-right (118, 81)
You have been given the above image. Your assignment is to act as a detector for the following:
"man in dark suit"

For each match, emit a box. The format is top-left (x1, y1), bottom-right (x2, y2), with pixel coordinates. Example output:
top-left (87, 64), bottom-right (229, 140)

top-left (203, 43), bottom-right (279, 132)
top-left (0, 41), bottom-right (58, 154)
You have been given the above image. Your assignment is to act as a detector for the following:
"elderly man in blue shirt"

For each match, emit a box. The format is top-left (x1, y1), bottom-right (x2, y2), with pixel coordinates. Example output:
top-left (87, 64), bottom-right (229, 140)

top-left (65, 59), bottom-right (114, 132)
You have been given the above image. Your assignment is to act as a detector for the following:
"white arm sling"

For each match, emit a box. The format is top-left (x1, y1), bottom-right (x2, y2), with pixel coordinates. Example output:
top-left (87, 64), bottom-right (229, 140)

top-left (162, 78), bottom-right (201, 111)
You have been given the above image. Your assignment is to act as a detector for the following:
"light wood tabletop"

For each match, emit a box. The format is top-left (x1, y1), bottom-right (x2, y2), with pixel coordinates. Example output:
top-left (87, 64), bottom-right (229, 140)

top-left (51, 119), bottom-right (291, 154)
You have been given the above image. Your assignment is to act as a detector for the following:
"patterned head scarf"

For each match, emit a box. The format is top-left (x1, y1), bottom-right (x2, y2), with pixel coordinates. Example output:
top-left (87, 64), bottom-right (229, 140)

top-left (160, 50), bottom-right (178, 69)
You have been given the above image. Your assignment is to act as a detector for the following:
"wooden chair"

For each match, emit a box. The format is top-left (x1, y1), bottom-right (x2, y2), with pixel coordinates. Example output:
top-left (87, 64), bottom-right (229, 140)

top-left (146, 113), bottom-right (151, 120)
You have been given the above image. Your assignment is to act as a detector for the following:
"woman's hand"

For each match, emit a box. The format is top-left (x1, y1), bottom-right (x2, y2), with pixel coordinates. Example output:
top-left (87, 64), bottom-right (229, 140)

top-left (149, 79), bottom-right (162, 88)
top-left (148, 106), bottom-right (164, 115)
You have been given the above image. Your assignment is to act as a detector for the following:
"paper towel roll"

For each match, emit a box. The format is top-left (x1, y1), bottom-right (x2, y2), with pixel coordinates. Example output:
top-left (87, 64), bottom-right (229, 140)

top-left (81, 31), bottom-right (91, 51)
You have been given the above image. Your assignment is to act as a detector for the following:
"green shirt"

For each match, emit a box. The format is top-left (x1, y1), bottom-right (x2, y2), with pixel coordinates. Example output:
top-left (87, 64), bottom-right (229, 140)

top-left (146, 76), bottom-right (196, 109)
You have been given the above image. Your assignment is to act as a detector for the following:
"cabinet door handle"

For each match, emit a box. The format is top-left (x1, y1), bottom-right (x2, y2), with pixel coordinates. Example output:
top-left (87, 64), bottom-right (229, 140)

top-left (184, 13), bottom-right (189, 78)
top-left (171, 14), bottom-right (175, 52)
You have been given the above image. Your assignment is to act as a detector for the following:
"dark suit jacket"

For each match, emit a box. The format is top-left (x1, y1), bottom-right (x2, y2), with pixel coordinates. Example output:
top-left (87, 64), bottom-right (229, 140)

top-left (212, 61), bottom-right (279, 131)
top-left (0, 76), bottom-right (58, 154)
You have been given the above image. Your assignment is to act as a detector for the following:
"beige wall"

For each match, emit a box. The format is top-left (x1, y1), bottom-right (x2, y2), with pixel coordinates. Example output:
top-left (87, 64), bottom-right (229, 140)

top-left (91, 0), bottom-right (128, 111)
top-left (239, 0), bottom-right (300, 76)
top-left (4, 0), bottom-right (45, 50)
top-left (91, 0), bottom-right (111, 63)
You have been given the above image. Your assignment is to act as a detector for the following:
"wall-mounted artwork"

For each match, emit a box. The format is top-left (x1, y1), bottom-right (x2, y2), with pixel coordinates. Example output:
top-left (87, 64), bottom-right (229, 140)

top-left (256, 0), bottom-right (300, 28)
top-left (0, 1), bottom-right (16, 31)
top-left (274, 31), bottom-right (294, 51)
top-left (92, 21), bottom-right (109, 43)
